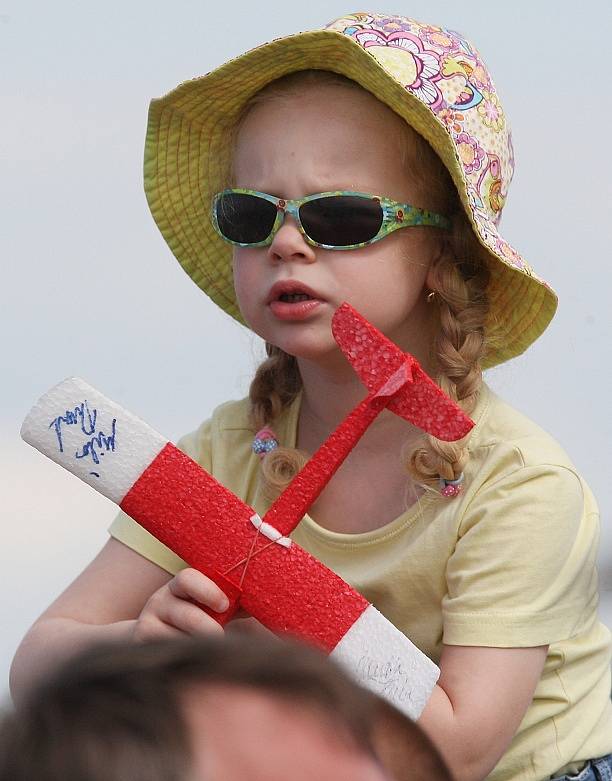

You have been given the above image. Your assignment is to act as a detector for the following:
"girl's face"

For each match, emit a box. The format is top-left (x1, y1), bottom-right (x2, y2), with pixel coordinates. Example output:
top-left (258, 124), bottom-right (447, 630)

top-left (232, 83), bottom-right (441, 369)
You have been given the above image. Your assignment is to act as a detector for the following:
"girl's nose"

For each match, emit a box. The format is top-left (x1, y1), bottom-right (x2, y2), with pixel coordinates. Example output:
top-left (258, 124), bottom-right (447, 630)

top-left (267, 214), bottom-right (316, 264)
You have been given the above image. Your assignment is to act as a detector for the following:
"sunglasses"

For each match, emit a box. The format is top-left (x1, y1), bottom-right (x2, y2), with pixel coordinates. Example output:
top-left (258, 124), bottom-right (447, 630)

top-left (211, 188), bottom-right (450, 250)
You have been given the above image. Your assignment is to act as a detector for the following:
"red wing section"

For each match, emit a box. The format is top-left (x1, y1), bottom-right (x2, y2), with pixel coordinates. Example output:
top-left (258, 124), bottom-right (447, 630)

top-left (332, 302), bottom-right (407, 390)
top-left (332, 303), bottom-right (473, 441)
top-left (388, 365), bottom-right (473, 441)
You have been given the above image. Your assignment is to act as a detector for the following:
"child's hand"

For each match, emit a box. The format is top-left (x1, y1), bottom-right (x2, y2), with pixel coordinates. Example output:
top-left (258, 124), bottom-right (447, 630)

top-left (132, 568), bottom-right (229, 641)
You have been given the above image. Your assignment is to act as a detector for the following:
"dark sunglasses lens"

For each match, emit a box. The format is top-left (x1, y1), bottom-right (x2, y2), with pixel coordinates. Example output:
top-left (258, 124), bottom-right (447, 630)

top-left (299, 196), bottom-right (383, 246)
top-left (215, 193), bottom-right (277, 244)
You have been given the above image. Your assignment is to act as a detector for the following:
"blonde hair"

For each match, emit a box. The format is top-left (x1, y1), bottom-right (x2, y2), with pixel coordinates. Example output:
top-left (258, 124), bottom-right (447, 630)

top-left (240, 71), bottom-right (490, 501)
top-left (407, 217), bottom-right (489, 489)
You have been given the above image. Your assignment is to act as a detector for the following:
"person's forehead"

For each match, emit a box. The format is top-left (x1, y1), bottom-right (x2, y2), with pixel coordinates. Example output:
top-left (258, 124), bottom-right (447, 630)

top-left (182, 685), bottom-right (389, 781)
top-left (233, 85), bottom-right (415, 201)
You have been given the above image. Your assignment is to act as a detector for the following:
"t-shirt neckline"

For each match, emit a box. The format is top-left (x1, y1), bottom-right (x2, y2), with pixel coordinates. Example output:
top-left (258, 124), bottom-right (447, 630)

top-left (278, 382), bottom-right (492, 545)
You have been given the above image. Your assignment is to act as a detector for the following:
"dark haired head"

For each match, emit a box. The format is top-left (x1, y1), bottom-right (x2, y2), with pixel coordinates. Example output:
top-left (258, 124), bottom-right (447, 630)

top-left (0, 634), bottom-right (451, 781)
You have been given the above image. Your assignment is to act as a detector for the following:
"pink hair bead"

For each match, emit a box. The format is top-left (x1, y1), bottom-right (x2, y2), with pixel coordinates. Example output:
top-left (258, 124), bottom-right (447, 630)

top-left (439, 473), bottom-right (465, 498)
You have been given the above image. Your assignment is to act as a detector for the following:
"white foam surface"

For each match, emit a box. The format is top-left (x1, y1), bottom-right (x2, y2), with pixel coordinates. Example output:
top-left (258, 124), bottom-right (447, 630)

top-left (331, 605), bottom-right (440, 720)
top-left (20, 378), bottom-right (167, 504)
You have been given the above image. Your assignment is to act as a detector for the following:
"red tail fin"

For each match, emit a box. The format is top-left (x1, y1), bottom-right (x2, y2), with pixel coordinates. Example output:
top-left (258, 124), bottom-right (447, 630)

top-left (332, 303), bottom-right (473, 441)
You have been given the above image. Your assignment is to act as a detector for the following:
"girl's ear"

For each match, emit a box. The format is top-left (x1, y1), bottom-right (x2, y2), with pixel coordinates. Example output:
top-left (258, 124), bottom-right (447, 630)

top-left (425, 261), bottom-right (438, 297)
top-left (424, 235), bottom-right (449, 296)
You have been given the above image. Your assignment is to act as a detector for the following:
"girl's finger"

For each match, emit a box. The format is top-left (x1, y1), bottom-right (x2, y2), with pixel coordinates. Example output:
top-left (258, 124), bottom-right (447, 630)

top-left (159, 596), bottom-right (225, 637)
top-left (168, 568), bottom-right (230, 613)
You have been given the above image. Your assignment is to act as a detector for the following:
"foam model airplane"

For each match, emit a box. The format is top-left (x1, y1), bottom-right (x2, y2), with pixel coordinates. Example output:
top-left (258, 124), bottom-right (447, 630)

top-left (21, 303), bottom-right (473, 719)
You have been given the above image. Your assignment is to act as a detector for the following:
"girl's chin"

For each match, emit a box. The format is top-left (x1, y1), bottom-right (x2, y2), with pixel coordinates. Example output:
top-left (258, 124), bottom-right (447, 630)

top-left (251, 314), bottom-right (338, 359)
top-left (292, 345), bottom-right (353, 374)
top-left (270, 334), bottom-right (342, 363)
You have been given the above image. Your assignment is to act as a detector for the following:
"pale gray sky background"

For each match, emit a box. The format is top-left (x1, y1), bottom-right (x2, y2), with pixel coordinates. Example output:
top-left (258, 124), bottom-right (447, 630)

top-left (2, 1), bottom-right (611, 700)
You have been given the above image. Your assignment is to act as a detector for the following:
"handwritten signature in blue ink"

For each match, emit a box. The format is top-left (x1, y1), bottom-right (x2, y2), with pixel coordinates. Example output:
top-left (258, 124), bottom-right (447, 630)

top-left (49, 401), bottom-right (117, 475)
top-left (49, 401), bottom-right (97, 453)
top-left (75, 418), bottom-right (117, 466)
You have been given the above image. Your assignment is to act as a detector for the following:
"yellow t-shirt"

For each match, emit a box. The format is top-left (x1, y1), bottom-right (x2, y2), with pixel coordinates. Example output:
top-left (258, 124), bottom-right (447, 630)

top-left (109, 384), bottom-right (612, 781)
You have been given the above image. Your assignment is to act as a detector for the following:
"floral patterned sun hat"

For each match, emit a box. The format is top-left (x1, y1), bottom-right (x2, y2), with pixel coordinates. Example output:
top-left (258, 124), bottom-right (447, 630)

top-left (144, 11), bottom-right (557, 368)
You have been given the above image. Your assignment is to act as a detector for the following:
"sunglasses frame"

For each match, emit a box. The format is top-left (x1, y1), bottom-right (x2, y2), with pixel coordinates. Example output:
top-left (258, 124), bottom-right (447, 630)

top-left (211, 188), bottom-right (451, 251)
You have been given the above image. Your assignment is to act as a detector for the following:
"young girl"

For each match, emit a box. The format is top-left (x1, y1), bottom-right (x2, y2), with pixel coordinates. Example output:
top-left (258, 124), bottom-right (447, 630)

top-left (11, 12), bottom-right (612, 781)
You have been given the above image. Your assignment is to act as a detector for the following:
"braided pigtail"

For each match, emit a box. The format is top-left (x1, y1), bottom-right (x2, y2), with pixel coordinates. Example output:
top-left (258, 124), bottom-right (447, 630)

top-left (249, 344), bottom-right (307, 501)
top-left (405, 214), bottom-right (490, 491)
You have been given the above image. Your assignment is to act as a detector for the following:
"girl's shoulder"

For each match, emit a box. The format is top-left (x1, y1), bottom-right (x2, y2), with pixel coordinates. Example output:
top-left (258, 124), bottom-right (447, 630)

top-left (177, 395), bottom-right (299, 507)
top-left (471, 384), bottom-right (578, 473)
top-left (208, 396), bottom-right (253, 433)
top-left (202, 393), bottom-right (300, 450)
top-left (194, 388), bottom-right (586, 488)
top-left (176, 396), bottom-right (254, 471)
top-left (463, 384), bottom-right (597, 520)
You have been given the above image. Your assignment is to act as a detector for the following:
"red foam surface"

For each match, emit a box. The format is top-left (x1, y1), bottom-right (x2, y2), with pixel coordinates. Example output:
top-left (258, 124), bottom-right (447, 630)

top-left (120, 443), bottom-right (368, 651)
top-left (332, 302), bottom-right (474, 441)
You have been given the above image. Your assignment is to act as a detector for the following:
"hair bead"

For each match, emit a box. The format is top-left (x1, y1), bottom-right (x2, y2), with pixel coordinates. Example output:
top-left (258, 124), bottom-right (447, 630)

top-left (252, 427), bottom-right (279, 458)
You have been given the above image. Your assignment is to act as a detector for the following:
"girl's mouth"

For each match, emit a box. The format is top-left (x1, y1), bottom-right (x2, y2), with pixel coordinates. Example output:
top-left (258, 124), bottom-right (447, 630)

top-left (268, 283), bottom-right (323, 321)
top-left (278, 292), bottom-right (314, 303)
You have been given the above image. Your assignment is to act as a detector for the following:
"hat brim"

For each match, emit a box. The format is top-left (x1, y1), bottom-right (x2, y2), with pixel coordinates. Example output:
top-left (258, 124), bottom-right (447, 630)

top-left (144, 29), bottom-right (557, 368)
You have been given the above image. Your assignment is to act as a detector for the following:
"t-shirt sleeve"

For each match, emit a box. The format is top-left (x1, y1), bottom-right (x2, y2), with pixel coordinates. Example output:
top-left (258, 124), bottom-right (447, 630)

top-left (442, 464), bottom-right (599, 647)
top-left (107, 419), bottom-right (213, 576)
